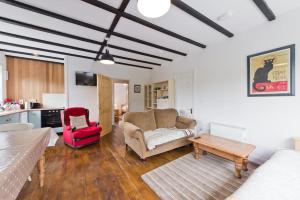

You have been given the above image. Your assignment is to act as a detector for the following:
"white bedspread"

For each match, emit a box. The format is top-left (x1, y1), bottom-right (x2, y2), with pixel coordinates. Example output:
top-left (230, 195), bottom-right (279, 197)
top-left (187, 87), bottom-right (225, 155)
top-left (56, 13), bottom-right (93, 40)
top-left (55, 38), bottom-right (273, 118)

top-left (144, 128), bottom-right (194, 150)
top-left (227, 150), bottom-right (300, 200)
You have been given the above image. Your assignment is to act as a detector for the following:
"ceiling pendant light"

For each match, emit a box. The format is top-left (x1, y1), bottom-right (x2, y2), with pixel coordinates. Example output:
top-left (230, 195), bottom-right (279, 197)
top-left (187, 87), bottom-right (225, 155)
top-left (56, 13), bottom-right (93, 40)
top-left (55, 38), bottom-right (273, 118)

top-left (137, 0), bottom-right (171, 18)
top-left (100, 41), bottom-right (115, 65)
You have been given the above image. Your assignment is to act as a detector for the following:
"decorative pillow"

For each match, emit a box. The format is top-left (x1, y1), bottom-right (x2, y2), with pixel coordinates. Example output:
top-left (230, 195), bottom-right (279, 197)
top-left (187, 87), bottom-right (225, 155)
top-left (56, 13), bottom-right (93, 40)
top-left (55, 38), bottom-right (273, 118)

top-left (69, 115), bottom-right (88, 129)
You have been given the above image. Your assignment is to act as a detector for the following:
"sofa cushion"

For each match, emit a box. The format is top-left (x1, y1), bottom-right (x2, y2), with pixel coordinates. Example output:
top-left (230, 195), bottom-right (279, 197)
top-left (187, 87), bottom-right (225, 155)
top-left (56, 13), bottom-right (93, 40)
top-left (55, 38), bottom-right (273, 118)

top-left (124, 110), bottom-right (156, 131)
top-left (154, 109), bottom-right (178, 128)
top-left (73, 126), bottom-right (101, 139)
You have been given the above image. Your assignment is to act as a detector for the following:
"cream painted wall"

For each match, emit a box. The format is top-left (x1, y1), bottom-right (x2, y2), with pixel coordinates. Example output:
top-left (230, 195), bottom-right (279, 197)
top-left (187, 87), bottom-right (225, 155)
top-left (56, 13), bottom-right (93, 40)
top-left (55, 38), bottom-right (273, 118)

top-left (66, 56), bottom-right (151, 121)
top-left (151, 8), bottom-right (300, 164)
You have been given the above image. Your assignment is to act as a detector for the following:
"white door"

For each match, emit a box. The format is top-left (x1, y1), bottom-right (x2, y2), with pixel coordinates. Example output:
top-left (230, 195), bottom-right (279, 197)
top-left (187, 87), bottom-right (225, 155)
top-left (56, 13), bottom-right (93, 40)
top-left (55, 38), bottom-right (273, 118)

top-left (174, 71), bottom-right (194, 114)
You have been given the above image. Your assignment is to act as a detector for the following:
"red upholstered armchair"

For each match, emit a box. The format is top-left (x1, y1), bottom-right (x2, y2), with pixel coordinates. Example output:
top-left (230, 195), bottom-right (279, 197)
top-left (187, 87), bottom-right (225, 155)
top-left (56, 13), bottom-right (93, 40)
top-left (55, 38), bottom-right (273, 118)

top-left (61, 107), bottom-right (101, 148)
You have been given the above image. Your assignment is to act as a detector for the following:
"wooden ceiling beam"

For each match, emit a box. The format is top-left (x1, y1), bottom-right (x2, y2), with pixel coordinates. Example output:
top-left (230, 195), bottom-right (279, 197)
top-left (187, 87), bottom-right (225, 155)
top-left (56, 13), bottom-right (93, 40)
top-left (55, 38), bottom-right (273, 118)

top-left (0, 48), bottom-right (64, 61)
top-left (171, 0), bottom-right (234, 38)
top-left (0, 41), bottom-right (153, 70)
top-left (81, 0), bottom-right (206, 48)
top-left (95, 0), bottom-right (130, 60)
top-left (0, 0), bottom-right (186, 56)
top-left (109, 44), bottom-right (172, 61)
top-left (0, 41), bottom-right (95, 60)
top-left (252, 0), bottom-right (276, 21)
top-left (114, 61), bottom-right (154, 70)
top-left (0, 31), bottom-right (161, 66)
top-left (0, 17), bottom-right (171, 61)
top-left (0, 16), bottom-right (102, 44)
top-left (111, 32), bottom-right (186, 56)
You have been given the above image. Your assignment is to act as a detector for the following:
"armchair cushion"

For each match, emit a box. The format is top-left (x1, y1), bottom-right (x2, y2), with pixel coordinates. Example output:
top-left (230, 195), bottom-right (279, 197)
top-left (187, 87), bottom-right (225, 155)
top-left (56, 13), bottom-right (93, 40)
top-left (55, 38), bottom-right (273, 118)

top-left (70, 115), bottom-right (88, 129)
top-left (72, 126), bottom-right (101, 139)
top-left (154, 109), bottom-right (178, 128)
top-left (124, 110), bottom-right (156, 131)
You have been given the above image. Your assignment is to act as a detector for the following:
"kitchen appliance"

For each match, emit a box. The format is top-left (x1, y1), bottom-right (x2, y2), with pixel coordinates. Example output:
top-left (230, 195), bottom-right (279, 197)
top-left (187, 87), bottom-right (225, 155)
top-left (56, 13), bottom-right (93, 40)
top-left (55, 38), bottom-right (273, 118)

top-left (42, 93), bottom-right (65, 108)
top-left (30, 102), bottom-right (41, 109)
top-left (41, 109), bottom-right (63, 134)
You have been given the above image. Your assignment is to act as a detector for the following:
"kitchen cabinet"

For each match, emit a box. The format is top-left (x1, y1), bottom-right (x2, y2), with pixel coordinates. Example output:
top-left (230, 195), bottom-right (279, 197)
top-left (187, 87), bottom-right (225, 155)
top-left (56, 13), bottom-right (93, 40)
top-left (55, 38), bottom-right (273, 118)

top-left (28, 111), bottom-right (41, 128)
top-left (0, 110), bottom-right (62, 131)
top-left (20, 111), bottom-right (28, 123)
top-left (0, 113), bottom-right (20, 124)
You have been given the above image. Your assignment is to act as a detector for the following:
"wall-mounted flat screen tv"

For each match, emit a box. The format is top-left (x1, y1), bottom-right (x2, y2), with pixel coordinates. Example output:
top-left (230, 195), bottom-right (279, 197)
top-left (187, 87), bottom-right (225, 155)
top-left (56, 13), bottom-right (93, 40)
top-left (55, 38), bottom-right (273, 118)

top-left (75, 71), bottom-right (97, 86)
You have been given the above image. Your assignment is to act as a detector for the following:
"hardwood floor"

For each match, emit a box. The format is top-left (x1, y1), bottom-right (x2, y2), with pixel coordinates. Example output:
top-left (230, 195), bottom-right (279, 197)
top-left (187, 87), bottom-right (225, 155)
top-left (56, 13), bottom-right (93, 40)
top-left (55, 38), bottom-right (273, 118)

top-left (17, 126), bottom-right (192, 200)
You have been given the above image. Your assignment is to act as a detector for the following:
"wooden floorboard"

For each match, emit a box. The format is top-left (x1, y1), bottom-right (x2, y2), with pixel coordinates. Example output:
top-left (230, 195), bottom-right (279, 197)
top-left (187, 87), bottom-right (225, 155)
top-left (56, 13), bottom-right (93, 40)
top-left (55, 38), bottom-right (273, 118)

top-left (17, 126), bottom-right (192, 200)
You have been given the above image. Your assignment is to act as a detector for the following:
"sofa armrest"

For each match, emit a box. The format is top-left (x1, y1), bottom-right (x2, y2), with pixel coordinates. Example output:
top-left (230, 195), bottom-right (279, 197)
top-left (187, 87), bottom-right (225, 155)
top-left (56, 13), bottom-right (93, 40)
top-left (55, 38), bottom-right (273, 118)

top-left (294, 137), bottom-right (300, 151)
top-left (123, 122), bottom-right (144, 140)
top-left (175, 116), bottom-right (197, 129)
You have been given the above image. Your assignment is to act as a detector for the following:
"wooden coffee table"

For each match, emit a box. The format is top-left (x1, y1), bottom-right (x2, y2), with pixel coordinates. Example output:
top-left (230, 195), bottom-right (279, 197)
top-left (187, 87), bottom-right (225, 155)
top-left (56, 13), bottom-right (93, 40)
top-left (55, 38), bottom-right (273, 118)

top-left (189, 134), bottom-right (256, 178)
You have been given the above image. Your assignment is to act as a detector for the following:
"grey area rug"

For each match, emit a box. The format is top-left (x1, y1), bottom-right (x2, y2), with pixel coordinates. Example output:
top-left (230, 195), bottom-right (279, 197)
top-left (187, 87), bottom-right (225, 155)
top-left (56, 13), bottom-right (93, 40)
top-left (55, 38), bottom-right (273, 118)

top-left (142, 153), bottom-right (254, 200)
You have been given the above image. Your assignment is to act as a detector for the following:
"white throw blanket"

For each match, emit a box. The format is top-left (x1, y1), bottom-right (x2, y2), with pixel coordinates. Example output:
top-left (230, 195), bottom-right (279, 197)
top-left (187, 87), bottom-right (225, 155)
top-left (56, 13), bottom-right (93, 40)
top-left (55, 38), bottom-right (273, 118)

top-left (227, 150), bottom-right (300, 200)
top-left (48, 128), bottom-right (59, 147)
top-left (144, 128), bottom-right (194, 150)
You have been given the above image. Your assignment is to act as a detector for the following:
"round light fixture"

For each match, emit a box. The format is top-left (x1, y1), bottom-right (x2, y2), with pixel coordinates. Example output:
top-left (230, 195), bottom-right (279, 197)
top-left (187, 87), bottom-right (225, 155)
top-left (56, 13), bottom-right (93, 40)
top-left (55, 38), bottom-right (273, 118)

top-left (100, 49), bottom-right (115, 65)
top-left (137, 0), bottom-right (171, 18)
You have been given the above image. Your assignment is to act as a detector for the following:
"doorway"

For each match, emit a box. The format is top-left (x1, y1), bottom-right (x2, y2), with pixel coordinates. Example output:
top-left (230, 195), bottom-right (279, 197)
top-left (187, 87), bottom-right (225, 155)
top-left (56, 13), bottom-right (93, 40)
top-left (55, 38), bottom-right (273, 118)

top-left (113, 79), bottom-right (129, 124)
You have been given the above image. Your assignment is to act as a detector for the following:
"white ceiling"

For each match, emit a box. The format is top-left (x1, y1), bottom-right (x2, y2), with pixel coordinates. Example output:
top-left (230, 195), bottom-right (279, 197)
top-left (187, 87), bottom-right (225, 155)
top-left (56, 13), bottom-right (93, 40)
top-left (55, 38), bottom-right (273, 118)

top-left (0, 0), bottom-right (300, 69)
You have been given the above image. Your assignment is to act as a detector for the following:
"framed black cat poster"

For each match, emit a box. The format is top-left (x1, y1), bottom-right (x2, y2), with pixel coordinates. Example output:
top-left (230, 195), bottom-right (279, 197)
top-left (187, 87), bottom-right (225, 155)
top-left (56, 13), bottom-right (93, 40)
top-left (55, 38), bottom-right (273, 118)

top-left (247, 44), bottom-right (295, 97)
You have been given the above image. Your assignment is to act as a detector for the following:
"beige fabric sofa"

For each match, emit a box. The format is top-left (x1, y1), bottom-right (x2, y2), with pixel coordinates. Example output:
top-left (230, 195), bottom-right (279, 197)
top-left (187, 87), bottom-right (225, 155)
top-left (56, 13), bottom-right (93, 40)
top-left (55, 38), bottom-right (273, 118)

top-left (123, 109), bottom-right (196, 160)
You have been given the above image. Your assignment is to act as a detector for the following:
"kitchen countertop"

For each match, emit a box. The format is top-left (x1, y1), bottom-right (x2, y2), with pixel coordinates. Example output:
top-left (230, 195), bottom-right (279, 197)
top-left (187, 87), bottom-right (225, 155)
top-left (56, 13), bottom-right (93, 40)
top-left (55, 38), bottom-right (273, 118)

top-left (0, 108), bottom-right (64, 117)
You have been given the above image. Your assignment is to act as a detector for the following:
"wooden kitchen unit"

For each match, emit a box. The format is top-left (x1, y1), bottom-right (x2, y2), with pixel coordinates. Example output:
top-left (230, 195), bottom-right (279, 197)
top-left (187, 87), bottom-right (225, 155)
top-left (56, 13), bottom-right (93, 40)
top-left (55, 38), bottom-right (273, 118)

top-left (189, 134), bottom-right (256, 178)
top-left (6, 56), bottom-right (64, 103)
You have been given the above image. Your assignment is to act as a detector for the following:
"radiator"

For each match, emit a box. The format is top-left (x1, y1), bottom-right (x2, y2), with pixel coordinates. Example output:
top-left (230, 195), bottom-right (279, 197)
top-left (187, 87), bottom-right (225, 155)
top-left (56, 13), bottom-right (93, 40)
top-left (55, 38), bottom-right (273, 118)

top-left (210, 122), bottom-right (248, 142)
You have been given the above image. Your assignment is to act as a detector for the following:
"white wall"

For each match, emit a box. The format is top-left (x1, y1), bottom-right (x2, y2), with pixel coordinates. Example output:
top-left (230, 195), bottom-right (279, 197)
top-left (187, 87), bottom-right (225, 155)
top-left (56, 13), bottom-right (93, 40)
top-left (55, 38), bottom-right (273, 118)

top-left (151, 8), bottom-right (300, 164)
top-left (66, 56), bottom-right (151, 121)
top-left (174, 71), bottom-right (194, 111)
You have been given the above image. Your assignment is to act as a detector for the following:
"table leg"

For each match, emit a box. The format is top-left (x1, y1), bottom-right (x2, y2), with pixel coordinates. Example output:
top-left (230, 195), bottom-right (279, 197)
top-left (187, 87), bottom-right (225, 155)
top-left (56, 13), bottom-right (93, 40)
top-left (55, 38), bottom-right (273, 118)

top-left (38, 153), bottom-right (45, 187)
top-left (193, 144), bottom-right (201, 159)
top-left (235, 159), bottom-right (243, 178)
top-left (243, 159), bottom-right (248, 171)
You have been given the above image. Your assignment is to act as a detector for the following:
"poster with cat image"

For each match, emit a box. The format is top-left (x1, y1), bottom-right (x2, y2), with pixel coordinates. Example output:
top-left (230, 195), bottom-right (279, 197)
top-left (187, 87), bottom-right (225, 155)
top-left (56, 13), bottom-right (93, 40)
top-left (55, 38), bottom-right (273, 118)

top-left (247, 44), bottom-right (295, 97)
